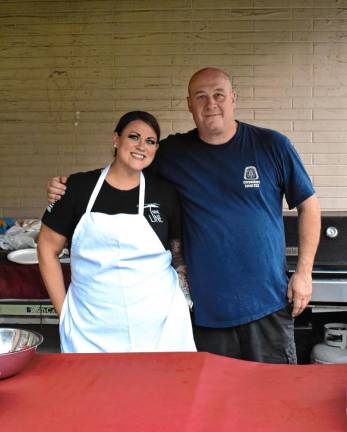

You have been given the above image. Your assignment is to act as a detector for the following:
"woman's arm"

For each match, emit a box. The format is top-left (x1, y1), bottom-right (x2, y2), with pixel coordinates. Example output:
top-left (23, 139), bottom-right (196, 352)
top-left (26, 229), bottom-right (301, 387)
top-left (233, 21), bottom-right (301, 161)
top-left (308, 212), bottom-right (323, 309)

top-left (37, 224), bottom-right (68, 317)
top-left (170, 238), bottom-right (193, 310)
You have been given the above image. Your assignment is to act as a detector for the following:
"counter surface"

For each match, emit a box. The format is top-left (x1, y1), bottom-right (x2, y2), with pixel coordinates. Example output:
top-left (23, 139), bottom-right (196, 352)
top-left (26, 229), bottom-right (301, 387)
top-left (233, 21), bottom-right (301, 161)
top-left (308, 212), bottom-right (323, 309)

top-left (1, 352), bottom-right (347, 431)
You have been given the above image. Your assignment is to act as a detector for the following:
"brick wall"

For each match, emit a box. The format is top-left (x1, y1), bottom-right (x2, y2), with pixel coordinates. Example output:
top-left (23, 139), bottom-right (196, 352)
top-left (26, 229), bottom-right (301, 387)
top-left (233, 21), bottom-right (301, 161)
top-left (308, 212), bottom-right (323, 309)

top-left (1, 0), bottom-right (347, 217)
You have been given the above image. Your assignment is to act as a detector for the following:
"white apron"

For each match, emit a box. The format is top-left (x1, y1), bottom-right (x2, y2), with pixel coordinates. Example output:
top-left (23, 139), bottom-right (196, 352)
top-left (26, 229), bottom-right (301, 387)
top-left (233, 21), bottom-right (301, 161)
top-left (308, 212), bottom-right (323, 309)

top-left (59, 164), bottom-right (196, 353)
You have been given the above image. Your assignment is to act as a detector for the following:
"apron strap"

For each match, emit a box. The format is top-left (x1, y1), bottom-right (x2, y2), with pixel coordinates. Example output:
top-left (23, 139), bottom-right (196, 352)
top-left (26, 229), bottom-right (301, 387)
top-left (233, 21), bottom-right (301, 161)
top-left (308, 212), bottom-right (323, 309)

top-left (85, 164), bottom-right (146, 215)
top-left (138, 172), bottom-right (145, 216)
top-left (85, 164), bottom-right (111, 213)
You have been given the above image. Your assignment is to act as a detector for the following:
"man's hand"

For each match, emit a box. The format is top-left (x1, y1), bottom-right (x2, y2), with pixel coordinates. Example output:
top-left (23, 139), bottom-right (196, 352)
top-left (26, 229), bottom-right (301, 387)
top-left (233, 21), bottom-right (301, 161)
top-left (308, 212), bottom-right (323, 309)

top-left (47, 176), bottom-right (68, 203)
top-left (287, 194), bottom-right (320, 318)
top-left (287, 271), bottom-right (312, 317)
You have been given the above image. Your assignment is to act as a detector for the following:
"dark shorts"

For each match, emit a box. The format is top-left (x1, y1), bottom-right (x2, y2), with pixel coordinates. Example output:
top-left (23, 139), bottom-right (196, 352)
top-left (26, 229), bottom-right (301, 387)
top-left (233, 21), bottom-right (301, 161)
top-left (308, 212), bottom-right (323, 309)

top-left (192, 304), bottom-right (297, 364)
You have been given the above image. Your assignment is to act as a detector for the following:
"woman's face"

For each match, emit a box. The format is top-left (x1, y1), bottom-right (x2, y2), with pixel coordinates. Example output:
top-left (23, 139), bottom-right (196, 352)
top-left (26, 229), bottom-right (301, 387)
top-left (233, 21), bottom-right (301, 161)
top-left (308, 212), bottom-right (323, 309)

top-left (112, 120), bottom-right (159, 173)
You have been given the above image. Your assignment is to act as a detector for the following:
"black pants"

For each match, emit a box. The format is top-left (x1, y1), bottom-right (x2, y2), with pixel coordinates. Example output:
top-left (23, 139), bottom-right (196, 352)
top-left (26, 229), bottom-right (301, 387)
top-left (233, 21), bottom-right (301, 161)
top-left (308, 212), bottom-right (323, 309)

top-left (192, 305), bottom-right (297, 364)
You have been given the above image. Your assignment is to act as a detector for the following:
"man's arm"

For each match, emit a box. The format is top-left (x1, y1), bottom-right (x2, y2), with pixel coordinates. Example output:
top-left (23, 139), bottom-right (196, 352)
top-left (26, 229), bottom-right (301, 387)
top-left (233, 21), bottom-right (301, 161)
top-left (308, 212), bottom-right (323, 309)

top-left (47, 176), bottom-right (68, 203)
top-left (287, 194), bottom-right (321, 317)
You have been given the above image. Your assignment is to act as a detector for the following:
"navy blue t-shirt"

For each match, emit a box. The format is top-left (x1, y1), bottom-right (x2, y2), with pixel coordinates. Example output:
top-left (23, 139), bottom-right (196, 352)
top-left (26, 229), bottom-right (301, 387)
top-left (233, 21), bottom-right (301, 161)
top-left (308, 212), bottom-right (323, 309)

top-left (156, 121), bottom-right (315, 327)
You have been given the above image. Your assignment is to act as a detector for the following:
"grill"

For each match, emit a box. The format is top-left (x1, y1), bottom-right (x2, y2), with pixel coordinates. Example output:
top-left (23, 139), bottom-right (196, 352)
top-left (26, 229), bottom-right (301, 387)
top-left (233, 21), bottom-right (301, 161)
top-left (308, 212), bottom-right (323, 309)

top-left (284, 211), bottom-right (347, 304)
top-left (284, 211), bottom-right (347, 363)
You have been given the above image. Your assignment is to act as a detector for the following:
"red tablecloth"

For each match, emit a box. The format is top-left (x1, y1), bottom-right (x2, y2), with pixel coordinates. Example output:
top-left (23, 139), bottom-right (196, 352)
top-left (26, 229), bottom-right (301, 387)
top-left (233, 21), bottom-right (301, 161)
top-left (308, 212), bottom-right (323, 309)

top-left (1, 352), bottom-right (346, 431)
top-left (0, 252), bottom-right (70, 299)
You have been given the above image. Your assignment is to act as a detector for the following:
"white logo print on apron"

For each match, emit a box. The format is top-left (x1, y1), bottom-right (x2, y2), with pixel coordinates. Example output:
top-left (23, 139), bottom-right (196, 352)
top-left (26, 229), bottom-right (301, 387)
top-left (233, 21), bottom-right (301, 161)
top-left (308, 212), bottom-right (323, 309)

top-left (59, 164), bottom-right (196, 353)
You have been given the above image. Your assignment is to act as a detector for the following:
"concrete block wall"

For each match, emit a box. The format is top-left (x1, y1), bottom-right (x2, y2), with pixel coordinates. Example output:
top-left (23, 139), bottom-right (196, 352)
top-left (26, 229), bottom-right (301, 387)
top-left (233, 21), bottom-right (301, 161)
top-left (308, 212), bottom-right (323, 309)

top-left (1, 0), bottom-right (347, 217)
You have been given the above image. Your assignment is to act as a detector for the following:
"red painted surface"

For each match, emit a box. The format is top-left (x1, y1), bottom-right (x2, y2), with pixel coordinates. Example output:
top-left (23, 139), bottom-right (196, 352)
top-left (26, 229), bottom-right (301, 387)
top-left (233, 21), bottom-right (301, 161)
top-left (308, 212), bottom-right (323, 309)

top-left (1, 352), bottom-right (347, 431)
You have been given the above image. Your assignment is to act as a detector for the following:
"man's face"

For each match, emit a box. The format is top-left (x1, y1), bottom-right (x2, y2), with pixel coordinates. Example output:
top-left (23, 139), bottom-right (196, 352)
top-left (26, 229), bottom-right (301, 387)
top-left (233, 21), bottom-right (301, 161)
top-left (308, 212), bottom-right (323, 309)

top-left (187, 70), bottom-right (236, 143)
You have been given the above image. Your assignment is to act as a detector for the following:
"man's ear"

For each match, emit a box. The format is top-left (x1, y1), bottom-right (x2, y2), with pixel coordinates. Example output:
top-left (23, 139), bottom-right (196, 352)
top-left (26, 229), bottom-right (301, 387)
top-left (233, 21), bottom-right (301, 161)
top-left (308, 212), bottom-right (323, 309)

top-left (231, 89), bottom-right (237, 104)
top-left (187, 96), bottom-right (193, 113)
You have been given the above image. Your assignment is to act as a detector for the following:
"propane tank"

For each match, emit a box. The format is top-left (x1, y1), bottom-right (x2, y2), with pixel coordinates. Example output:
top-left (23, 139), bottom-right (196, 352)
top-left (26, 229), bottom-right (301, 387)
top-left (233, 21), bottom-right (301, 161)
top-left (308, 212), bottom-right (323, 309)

top-left (311, 323), bottom-right (347, 364)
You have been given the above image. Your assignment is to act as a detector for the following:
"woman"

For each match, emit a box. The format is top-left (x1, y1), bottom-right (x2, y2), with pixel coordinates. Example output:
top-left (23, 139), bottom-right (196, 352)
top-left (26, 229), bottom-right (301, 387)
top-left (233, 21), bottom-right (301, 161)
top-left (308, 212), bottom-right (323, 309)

top-left (38, 111), bottom-right (196, 353)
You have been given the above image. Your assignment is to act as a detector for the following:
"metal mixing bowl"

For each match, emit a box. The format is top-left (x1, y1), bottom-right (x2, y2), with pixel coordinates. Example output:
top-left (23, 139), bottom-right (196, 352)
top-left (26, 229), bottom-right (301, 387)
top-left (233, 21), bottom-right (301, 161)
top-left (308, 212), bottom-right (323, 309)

top-left (0, 328), bottom-right (43, 379)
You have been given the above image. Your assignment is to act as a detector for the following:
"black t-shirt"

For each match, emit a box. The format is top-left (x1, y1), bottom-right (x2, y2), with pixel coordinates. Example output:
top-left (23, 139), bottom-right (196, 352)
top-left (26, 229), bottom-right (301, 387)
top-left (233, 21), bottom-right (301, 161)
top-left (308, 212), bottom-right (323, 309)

top-left (42, 169), bottom-right (181, 250)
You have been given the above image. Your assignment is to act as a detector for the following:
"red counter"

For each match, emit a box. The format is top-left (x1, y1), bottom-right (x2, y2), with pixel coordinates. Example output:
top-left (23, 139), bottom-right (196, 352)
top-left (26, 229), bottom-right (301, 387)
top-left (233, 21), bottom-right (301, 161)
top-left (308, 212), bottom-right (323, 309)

top-left (0, 251), bottom-right (70, 299)
top-left (1, 352), bottom-right (346, 431)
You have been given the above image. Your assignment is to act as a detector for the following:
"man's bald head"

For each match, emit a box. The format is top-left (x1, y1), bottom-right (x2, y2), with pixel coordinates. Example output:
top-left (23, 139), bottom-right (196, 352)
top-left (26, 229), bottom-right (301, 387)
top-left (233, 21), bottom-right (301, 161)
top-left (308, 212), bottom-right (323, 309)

top-left (188, 68), bottom-right (233, 96)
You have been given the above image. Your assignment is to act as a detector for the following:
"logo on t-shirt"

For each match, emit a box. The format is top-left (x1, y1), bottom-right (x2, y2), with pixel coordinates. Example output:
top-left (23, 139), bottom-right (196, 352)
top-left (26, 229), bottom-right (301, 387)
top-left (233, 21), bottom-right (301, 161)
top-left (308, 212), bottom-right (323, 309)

top-left (144, 203), bottom-right (163, 223)
top-left (243, 166), bottom-right (260, 188)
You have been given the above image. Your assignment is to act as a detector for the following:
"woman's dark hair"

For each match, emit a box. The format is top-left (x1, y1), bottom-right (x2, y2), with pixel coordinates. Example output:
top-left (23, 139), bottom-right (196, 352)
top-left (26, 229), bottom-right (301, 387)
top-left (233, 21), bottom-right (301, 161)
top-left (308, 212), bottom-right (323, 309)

top-left (114, 111), bottom-right (160, 142)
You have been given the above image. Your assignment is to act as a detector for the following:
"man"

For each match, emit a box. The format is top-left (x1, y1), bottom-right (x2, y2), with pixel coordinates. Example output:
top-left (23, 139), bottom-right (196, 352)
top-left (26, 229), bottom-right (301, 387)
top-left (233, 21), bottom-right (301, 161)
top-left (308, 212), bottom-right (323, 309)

top-left (47, 67), bottom-right (321, 363)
